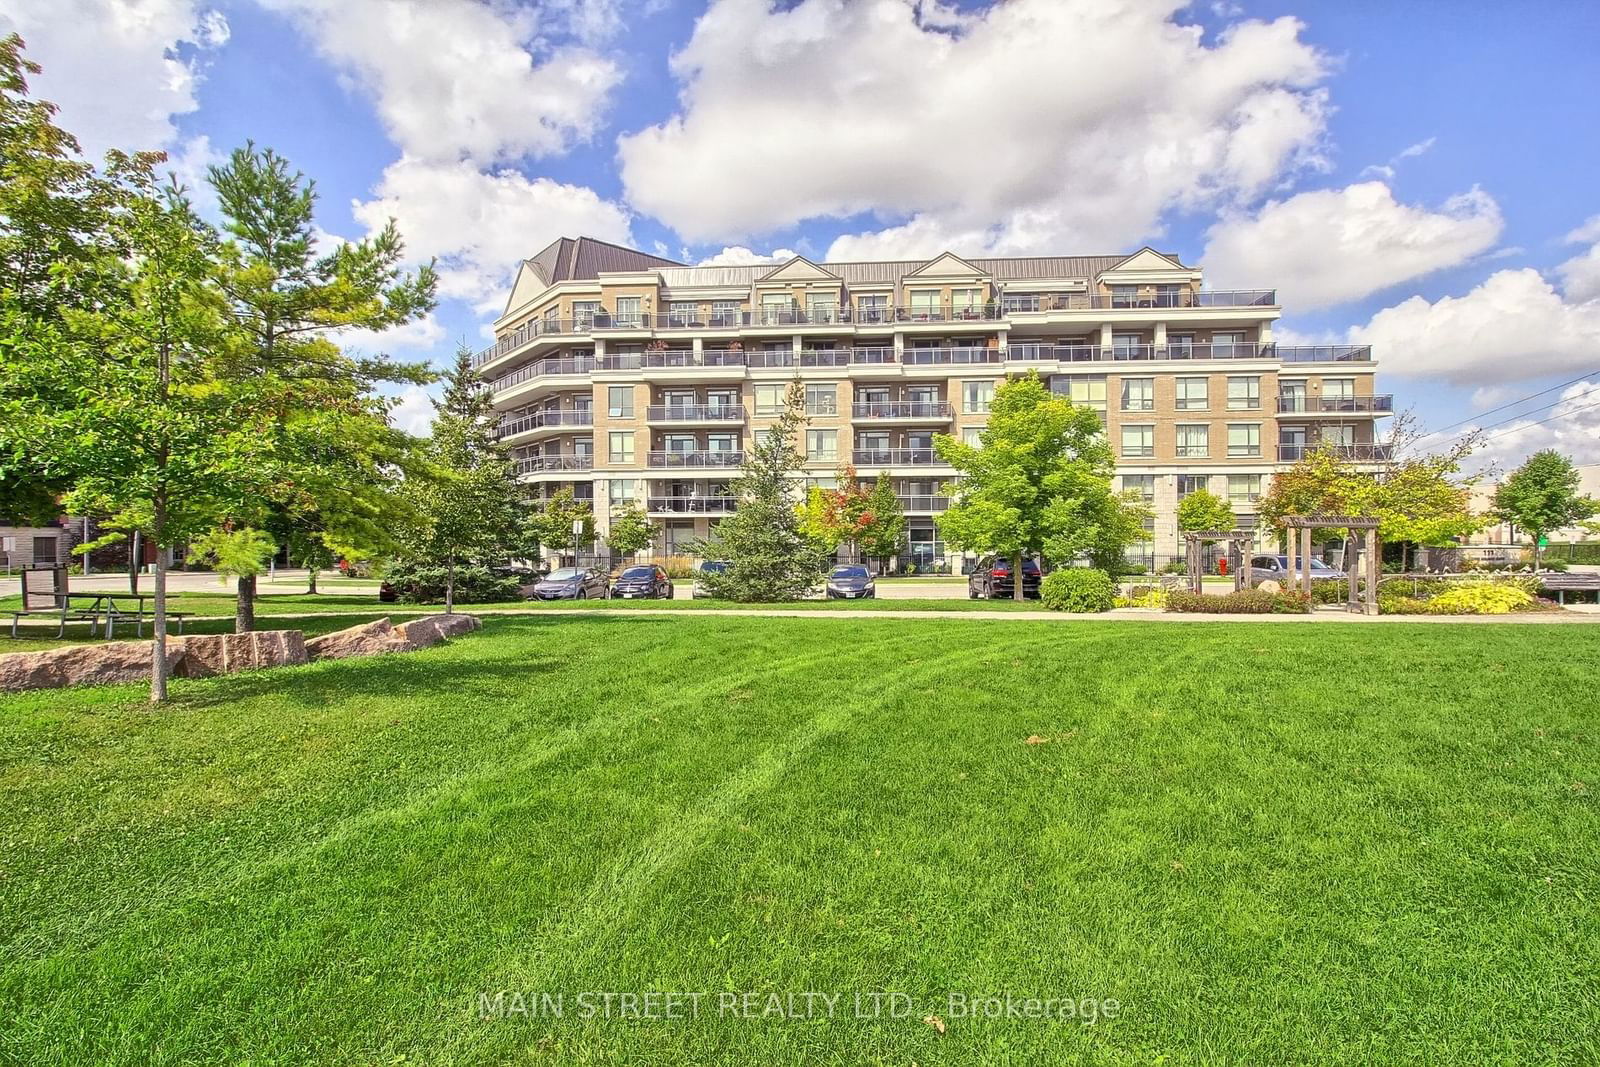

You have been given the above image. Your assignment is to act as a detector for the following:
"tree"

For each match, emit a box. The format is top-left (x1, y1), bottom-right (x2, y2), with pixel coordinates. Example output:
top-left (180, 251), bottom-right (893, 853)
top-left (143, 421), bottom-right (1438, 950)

top-left (797, 466), bottom-right (885, 564)
top-left (523, 487), bottom-right (595, 566)
top-left (606, 500), bottom-right (656, 560)
top-left (1177, 489), bottom-right (1235, 539)
top-left (0, 35), bottom-right (123, 523)
top-left (860, 474), bottom-right (908, 566)
top-left (205, 143), bottom-right (437, 630)
top-left (190, 527), bottom-right (277, 631)
top-left (934, 373), bottom-right (1139, 599)
top-left (695, 380), bottom-right (829, 601)
top-left (1493, 450), bottom-right (1597, 569)
top-left (5, 155), bottom-right (275, 702)
top-left (404, 346), bottom-right (523, 612)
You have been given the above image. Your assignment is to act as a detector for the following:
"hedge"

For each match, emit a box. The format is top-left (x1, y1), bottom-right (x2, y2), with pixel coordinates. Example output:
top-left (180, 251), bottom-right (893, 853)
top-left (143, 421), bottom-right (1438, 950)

top-left (1039, 568), bottom-right (1116, 613)
top-left (1166, 589), bottom-right (1311, 614)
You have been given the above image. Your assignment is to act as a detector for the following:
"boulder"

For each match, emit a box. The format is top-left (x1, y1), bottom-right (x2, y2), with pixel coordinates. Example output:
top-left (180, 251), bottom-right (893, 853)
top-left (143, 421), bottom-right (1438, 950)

top-left (394, 613), bottom-right (482, 649)
top-left (304, 618), bottom-right (410, 661)
top-left (177, 630), bottom-right (308, 679)
top-left (0, 640), bottom-right (185, 692)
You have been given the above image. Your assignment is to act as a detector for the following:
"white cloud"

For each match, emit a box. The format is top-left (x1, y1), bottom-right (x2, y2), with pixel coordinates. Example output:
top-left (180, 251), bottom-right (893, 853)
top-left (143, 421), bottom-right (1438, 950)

top-left (1395, 136), bottom-right (1437, 161)
top-left (1557, 215), bottom-right (1600, 303)
top-left (619, 0), bottom-right (1331, 253)
top-left (0, 0), bottom-right (227, 158)
top-left (387, 384), bottom-right (438, 437)
top-left (1202, 181), bottom-right (1503, 310)
top-left (1349, 268), bottom-right (1600, 385)
top-left (695, 246), bottom-right (799, 266)
top-left (259, 0), bottom-right (620, 164)
top-left (1464, 381), bottom-right (1600, 474)
top-left (352, 157), bottom-right (633, 310)
top-left (341, 313), bottom-right (447, 357)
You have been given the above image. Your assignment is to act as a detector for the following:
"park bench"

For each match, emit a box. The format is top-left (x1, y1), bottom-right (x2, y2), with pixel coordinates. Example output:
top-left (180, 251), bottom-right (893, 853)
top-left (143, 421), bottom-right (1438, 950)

top-left (1539, 572), bottom-right (1600, 605)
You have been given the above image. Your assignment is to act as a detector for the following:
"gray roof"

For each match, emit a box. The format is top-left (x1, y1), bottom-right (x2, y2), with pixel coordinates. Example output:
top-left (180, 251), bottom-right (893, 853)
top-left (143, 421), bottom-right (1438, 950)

top-left (525, 236), bottom-right (683, 285)
top-left (523, 238), bottom-right (1188, 289)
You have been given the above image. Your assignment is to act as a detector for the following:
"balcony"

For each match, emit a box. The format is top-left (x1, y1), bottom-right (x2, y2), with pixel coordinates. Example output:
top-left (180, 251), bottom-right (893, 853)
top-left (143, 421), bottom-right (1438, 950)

top-left (1003, 290), bottom-right (1277, 312)
top-left (852, 401), bottom-right (954, 420)
top-left (902, 347), bottom-right (1002, 366)
top-left (1275, 345), bottom-right (1373, 363)
top-left (646, 404), bottom-right (744, 423)
top-left (513, 454), bottom-right (594, 475)
top-left (646, 450), bottom-right (745, 468)
top-left (599, 350), bottom-right (747, 371)
top-left (1277, 444), bottom-right (1394, 462)
top-left (488, 356), bottom-right (596, 393)
top-left (493, 409), bottom-right (593, 440)
top-left (647, 495), bottom-right (738, 514)
top-left (1275, 394), bottom-right (1395, 414)
top-left (852, 447), bottom-right (943, 466)
top-left (897, 494), bottom-right (950, 512)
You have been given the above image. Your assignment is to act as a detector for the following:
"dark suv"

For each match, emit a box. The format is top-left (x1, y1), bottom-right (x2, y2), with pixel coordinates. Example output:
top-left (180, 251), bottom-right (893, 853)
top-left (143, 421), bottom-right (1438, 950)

top-left (968, 556), bottom-right (1043, 599)
top-left (610, 564), bottom-right (674, 599)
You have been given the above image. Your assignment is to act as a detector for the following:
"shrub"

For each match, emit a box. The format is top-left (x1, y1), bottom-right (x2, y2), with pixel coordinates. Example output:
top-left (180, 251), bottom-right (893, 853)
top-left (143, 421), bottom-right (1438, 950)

top-left (1158, 560), bottom-right (1187, 575)
top-left (380, 561), bottom-right (522, 604)
top-left (1428, 583), bottom-right (1535, 615)
top-left (1114, 586), bottom-right (1168, 610)
top-left (1166, 589), bottom-right (1310, 614)
top-left (1039, 568), bottom-right (1116, 612)
top-left (1310, 580), bottom-right (1348, 605)
top-left (1540, 558), bottom-right (1570, 572)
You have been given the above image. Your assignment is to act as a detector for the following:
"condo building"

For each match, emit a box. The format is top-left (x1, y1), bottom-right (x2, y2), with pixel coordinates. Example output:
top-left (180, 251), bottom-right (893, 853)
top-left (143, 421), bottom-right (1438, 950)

top-left (479, 237), bottom-right (1393, 570)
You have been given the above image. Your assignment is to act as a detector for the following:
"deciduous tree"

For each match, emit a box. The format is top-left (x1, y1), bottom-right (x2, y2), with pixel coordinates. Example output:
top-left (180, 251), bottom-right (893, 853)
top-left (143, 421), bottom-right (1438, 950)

top-left (1493, 450), bottom-right (1597, 569)
top-left (605, 500), bottom-right (656, 560)
top-left (934, 373), bottom-right (1141, 598)
top-left (1177, 489), bottom-right (1235, 540)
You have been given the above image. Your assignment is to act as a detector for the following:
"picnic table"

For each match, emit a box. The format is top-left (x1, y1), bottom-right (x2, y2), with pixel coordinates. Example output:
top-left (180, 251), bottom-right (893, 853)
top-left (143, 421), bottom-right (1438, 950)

top-left (6, 565), bottom-right (191, 639)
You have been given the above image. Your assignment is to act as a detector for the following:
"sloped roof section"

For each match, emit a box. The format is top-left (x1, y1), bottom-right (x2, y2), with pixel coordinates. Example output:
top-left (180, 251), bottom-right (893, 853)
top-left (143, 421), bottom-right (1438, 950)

top-left (908, 251), bottom-right (987, 277)
top-left (524, 236), bottom-right (683, 285)
top-left (1103, 247), bottom-right (1191, 273)
top-left (755, 255), bottom-right (841, 283)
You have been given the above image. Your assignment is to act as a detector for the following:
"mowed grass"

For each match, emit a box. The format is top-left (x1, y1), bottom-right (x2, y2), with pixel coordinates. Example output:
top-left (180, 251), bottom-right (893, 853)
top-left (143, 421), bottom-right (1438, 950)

top-left (0, 617), bottom-right (1596, 1065)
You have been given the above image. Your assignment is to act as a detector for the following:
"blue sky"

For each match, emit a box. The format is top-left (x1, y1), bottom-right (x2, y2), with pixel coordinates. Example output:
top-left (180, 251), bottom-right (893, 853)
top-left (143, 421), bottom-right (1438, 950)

top-left (6, 0), bottom-right (1599, 474)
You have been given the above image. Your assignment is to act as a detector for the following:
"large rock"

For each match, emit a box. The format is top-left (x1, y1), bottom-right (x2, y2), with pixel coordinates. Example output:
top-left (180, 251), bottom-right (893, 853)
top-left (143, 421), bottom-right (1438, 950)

top-left (177, 630), bottom-right (308, 679)
top-left (394, 613), bottom-right (482, 649)
top-left (304, 618), bottom-right (410, 661)
top-left (0, 640), bottom-right (185, 692)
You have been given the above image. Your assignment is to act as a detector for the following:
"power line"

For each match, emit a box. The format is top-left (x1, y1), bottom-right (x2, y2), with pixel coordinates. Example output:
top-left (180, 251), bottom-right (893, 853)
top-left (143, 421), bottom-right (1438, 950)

top-left (1473, 397), bottom-right (1600, 446)
top-left (1408, 381), bottom-right (1600, 453)
top-left (1404, 370), bottom-right (1600, 447)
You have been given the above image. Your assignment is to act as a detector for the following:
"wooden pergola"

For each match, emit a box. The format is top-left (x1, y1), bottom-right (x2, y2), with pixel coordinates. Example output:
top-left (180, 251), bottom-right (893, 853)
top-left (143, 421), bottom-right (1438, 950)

top-left (1283, 514), bottom-right (1381, 615)
top-left (1182, 529), bottom-right (1256, 594)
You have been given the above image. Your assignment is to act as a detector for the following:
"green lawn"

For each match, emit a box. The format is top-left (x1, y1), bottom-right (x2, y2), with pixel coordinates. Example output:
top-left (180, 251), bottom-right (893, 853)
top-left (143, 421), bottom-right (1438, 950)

top-left (1, 617), bottom-right (1596, 1064)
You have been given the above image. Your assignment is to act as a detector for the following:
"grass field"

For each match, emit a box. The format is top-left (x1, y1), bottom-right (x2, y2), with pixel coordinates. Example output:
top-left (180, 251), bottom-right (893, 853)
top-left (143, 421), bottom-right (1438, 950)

top-left (1, 616), bottom-right (1596, 1064)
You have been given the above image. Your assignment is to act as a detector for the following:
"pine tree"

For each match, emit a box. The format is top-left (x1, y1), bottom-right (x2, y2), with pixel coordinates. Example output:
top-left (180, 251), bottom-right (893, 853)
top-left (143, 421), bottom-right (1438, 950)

top-left (206, 142), bottom-right (437, 630)
top-left (695, 380), bottom-right (828, 601)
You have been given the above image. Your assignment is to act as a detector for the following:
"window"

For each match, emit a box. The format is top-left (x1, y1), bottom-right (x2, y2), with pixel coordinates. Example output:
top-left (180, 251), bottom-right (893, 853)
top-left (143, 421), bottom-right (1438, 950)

top-left (1227, 424), bottom-right (1261, 457)
top-left (759, 294), bottom-right (791, 325)
top-left (963, 380), bottom-right (995, 414)
top-left (1058, 375), bottom-right (1107, 411)
top-left (754, 384), bottom-right (786, 415)
top-left (607, 386), bottom-right (633, 418)
top-left (1323, 377), bottom-right (1356, 399)
top-left (1227, 376), bottom-right (1260, 410)
top-left (806, 429), bottom-right (838, 462)
top-left (1001, 293), bottom-right (1041, 313)
top-left (1112, 332), bottom-right (1144, 358)
top-left (806, 293), bottom-right (838, 322)
top-left (669, 301), bottom-right (698, 326)
top-left (572, 300), bottom-right (600, 328)
top-left (1120, 377), bottom-right (1154, 412)
top-left (856, 293), bottom-right (888, 322)
top-left (1109, 285), bottom-right (1138, 308)
top-left (1121, 425), bottom-right (1154, 458)
top-left (608, 432), bottom-right (634, 464)
top-left (706, 433), bottom-right (738, 453)
top-left (1167, 332), bottom-right (1194, 357)
top-left (32, 536), bottom-right (57, 563)
top-left (962, 427), bottom-right (984, 448)
top-left (710, 300), bottom-right (741, 327)
top-left (609, 479), bottom-right (637, 506)
top-left (1176, 377), bottom-right (1209, 410)
top-left (1212, 331), bottom-right (1247, 356)
top-left (951, 288), bottom-right (982, 315)
top-left (614, 296), bottom-right (642, 326)
top-left (1176, 474), bottom-right (1207, 499)
top-left (805, 384), bottom-right (837, 416)
top-left (1323, 425), bottom-right (1356, 447)
top-left (1227, 475), bottom-right (1262, 504)
top-left (1154, 284), bottom-right (1182, 308)
top-left (909, 290), bottom-right (940, 318)
top-left (1121, 474), bottom-right (1156, 502)
top-left (572, 437), bottom-right (593, 458)
top-left (1176, 424), bottom-right (1209, 458)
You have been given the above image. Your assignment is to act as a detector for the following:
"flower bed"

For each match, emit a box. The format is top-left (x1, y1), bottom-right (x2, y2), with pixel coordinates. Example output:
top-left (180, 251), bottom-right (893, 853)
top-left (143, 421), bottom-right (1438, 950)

top-left (1166, 589), bottom-right (1311, 614)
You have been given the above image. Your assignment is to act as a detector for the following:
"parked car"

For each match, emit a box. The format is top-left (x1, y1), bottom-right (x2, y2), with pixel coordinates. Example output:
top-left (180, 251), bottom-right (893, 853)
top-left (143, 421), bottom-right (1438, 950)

top-left (529, 566), bottom-right (609, 600)
top-left (825, 564), bottom-right (875, 599)
top-left (968, 556), bottom-right (1043, 599)
top-left (611, 564), bottom-right (674, 599)
top-left (1248, 554), bottom-right (1342, 586)
top-left (691, 560), bottom-right (728, 598)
